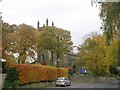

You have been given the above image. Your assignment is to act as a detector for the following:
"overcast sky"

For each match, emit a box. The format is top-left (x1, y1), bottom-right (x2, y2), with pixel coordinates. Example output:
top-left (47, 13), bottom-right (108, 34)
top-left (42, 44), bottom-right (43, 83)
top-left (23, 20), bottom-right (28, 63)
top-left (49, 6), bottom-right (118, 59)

top-left (0, 0), bottom-right (102, 52)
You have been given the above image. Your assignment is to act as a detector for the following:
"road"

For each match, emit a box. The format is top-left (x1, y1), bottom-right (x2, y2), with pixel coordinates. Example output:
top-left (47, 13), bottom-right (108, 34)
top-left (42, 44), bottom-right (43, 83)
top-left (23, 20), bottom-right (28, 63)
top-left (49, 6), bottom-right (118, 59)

top-left (0, 74), bottom-right (119, 89)
top-left (49, 79), bottom-right (119, 88)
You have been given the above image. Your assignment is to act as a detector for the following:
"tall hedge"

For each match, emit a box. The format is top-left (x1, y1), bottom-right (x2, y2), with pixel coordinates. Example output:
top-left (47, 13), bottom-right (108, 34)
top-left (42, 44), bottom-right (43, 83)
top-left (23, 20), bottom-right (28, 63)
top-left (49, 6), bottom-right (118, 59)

top-left (57, 68), bottom-right (68, 77)
top-left (8, 64), bottom-right (68, 84)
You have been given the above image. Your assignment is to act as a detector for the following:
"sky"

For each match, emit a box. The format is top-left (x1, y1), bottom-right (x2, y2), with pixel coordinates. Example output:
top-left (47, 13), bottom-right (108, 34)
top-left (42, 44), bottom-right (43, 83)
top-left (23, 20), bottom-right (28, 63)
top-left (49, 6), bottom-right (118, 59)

top-left (0, 0), bottom-right (102, 53)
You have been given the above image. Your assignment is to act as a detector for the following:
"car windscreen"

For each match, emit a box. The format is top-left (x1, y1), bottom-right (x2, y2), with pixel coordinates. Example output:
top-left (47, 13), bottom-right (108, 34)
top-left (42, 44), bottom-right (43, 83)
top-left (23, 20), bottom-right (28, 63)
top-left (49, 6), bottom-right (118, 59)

top-left (57, 77), bottom-right (64, 80)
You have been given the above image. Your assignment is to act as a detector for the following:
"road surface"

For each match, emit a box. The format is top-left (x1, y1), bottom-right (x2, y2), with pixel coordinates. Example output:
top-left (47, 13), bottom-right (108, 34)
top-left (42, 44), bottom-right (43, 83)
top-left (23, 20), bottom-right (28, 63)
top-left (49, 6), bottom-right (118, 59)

top-left (0, 74), bottom-right (119, 89)
top-left (50, 79), bottom-right (119, 88)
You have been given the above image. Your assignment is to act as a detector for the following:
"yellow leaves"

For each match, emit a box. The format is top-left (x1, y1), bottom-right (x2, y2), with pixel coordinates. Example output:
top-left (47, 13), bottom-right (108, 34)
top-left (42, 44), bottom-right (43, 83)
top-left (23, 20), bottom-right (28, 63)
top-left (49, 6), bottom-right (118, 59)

top-left (8, 64), bottom-right (68, 84)
top-left (57, 68), bottom-right (68, 77)
top-left (78, 33), bottom-right (118, 76)
top-left (93, 35), bottom-right (106, 48)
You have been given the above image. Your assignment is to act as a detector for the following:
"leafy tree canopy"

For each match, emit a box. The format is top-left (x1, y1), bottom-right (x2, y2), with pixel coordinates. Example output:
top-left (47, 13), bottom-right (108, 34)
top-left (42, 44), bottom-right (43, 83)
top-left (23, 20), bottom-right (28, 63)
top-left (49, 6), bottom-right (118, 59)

top-left (92, 0), bottom-right (120, 45)
top-left (38, 26), bottom-right (73, 59)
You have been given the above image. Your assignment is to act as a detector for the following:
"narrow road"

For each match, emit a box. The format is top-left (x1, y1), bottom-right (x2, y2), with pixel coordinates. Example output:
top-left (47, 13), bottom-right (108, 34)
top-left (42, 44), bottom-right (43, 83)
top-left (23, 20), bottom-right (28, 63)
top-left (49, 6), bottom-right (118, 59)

top-left (0, 74), bottom-right (119, 89)
top-left (50, 79), bottom-right (119, 88)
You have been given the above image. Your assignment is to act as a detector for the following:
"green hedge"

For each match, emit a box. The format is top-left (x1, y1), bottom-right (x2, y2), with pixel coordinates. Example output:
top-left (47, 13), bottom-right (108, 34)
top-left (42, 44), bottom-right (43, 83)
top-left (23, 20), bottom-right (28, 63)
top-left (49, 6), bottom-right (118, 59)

top-left (2, 67), bottom-right (20, 89)
top-left (2, 62), bottom-right (7, 73)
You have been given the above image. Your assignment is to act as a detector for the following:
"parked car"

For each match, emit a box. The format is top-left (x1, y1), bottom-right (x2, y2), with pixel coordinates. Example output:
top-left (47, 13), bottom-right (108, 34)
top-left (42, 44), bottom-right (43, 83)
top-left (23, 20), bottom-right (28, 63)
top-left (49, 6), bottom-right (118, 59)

top-left (55, 77), bottom-right (71, 87)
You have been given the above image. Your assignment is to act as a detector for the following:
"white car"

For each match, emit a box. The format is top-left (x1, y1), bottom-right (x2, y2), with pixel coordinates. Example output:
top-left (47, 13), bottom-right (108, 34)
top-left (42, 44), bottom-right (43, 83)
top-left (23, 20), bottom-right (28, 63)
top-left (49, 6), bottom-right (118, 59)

top-left (55, 77), bottom-right (71, 87)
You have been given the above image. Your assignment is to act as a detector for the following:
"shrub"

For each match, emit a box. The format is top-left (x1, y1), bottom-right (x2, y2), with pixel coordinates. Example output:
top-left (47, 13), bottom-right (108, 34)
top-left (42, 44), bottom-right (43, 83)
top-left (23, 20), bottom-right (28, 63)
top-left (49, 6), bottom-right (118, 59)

top-left (2, 62), bottom-right (7, 73)
top-left (2, 67), bottom-right (20, 90)
top-left (6, 67), bottom-right (19, 82)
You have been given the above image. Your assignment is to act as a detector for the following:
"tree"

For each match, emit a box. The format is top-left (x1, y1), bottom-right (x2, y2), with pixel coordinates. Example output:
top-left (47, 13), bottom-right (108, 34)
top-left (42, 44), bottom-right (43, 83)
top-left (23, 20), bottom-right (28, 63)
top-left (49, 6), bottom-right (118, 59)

top-left (9, 24), bottom-right (39, 63)
top-left (38, 26), bottom-right (73, 66)
top-left (78, 32), bottom-right (118, 76)
top-left (100, 2), bottom-right (119, 45)
top-left (106, 38), bottom-right (118, 75)
top-left (92, 1), bottom-right (120, 45)
top-left (78, 35), bottom-right (106, 76)
top-left (2, 22), bottom-right (18, 60)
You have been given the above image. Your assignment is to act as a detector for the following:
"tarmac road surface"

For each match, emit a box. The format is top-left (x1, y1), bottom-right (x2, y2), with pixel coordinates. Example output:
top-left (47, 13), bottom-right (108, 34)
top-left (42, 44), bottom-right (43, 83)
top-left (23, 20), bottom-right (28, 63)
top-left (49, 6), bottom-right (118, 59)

top-left (49, 79), bottom-right (119, 88)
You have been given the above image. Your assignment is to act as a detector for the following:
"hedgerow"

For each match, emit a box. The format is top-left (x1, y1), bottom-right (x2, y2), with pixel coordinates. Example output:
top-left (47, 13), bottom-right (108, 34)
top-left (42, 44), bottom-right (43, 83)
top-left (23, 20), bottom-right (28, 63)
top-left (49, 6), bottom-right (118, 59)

top-left (57, 68), bottom-right (68, 77)
top-left (7, 64), bottom-right (68, 84)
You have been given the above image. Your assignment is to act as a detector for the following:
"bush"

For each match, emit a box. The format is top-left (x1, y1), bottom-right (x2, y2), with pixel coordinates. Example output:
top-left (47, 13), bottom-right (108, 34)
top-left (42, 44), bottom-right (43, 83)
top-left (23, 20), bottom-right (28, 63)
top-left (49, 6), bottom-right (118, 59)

top-left (2, 67), bottom-right (20, 90)
top-left (2, 62), bottom-right (7, 73)
top-left (6, 67), bottom-right (19, 82)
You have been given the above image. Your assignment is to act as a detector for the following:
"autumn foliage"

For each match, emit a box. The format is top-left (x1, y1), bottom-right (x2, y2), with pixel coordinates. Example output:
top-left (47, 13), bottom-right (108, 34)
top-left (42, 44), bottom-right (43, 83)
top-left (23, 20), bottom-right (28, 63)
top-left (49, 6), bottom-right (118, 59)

top-left (57, 68), bottom-right (68, 77)
top-left (8, 64), bottom-right (68, 84)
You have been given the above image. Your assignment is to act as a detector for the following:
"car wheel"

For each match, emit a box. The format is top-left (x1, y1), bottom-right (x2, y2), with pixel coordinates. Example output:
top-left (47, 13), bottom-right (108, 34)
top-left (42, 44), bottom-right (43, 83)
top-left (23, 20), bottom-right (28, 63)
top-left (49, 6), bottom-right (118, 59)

top-left (64, 84), bottom-right (66, 87)
top-left (69, 83), bottom-right (71, 86)
top-left (56, 85), bottom-right (58, 87)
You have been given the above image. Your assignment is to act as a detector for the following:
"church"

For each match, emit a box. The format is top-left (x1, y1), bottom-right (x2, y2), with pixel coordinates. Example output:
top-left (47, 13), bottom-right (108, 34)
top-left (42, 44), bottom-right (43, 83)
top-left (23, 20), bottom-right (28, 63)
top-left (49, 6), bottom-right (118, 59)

top-left (36, 19), bottom-right (78, 68)
top-left (36, 18), bottom-right (57, 66)
top-left (37, 18), bottom-right (54, 31)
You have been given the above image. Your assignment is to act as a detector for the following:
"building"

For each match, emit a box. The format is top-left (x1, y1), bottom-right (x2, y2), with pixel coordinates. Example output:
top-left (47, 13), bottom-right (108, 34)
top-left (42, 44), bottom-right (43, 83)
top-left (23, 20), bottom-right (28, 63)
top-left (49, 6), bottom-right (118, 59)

top-left (36, 19), bottom-right (56, 66)
top-left (36, 19), bottom-right (78, 68)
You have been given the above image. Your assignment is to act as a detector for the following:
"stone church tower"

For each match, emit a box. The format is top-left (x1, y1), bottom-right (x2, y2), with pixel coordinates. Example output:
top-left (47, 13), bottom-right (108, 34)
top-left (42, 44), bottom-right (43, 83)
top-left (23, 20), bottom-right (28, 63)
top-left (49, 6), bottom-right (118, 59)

top-left (36, 19), bottom-right (77, 68)
top-left (37, 19), bottom-right (56, 66)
